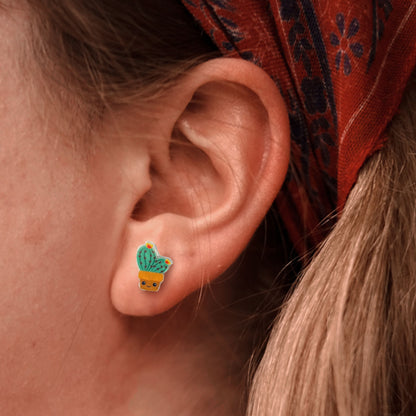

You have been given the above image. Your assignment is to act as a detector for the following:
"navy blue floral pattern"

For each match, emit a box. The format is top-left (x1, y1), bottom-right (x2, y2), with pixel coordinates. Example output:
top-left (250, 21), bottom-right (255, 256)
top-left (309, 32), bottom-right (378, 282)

top-left (301, 77), bottom-right (327, 114)
top-left (379, 0), bottom-right (392, 19)
top-left (280, 0), bottom-right (300, 21)
top-left (330, 14), bottom-right (364, 76)
top-left (367, 0), bottom-right (392, 70)
top-left (278, 0), bottom-right (337, 214)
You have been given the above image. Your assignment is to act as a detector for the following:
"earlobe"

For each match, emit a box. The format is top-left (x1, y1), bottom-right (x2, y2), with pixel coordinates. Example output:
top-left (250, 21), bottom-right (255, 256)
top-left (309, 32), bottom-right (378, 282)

top-left (110, 58), bottom-right (290, 316)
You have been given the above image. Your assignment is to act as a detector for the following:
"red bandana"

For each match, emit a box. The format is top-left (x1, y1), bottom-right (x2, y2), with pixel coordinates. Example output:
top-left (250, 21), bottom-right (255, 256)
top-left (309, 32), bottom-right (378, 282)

top-left (181, 0), bottom-right (416, 256)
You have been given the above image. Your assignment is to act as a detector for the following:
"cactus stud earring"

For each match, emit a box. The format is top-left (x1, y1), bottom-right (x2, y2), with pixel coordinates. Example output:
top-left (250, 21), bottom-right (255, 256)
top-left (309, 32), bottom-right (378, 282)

top-left (136, 241), bottom-right (173, 292)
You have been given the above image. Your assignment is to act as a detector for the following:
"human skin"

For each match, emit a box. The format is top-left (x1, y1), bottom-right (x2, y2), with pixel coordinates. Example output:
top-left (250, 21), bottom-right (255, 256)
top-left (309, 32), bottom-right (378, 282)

top-left (0, 7), bottom-right (257, 416)
top-left (0, 1), bottom-right (291, 413)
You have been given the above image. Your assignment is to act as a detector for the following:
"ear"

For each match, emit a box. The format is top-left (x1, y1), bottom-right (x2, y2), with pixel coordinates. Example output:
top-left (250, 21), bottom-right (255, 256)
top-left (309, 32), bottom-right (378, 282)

top-left (110, 58), bottom-right (290, 316)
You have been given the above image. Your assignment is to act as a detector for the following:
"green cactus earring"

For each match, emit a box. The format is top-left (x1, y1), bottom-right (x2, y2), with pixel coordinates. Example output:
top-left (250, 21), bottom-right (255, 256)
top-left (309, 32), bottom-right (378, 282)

top-left (136, 241), bottom-right (173, 292)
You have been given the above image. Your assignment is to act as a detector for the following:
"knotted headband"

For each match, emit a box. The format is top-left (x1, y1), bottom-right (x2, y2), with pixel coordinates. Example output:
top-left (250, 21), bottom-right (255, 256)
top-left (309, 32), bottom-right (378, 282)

top-left (181, 0), bottom-right (416, 255)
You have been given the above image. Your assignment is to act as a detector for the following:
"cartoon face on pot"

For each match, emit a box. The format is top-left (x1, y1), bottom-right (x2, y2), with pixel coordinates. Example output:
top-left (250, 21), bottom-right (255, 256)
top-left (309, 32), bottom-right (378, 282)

top-left (136, 242), bottom-right (173, 292)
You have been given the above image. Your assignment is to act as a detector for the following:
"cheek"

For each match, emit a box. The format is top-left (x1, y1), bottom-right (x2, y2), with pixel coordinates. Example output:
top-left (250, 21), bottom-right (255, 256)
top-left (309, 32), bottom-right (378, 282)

top-left (0, 129), bottom-right (124, 396)
top-left (0, 9), bottom-right (137, 406)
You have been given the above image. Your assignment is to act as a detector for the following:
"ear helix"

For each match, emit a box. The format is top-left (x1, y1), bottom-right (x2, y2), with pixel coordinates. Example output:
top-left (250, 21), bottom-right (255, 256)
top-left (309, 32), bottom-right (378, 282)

top-left (136, 241), bottom-right (173, 292)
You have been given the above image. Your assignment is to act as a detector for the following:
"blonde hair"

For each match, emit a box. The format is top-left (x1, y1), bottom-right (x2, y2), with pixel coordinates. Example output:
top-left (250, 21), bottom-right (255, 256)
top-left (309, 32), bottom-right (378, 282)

top-left (23, 0), bottom-right (217, 109)
top-left (248, 74), bottom-right (416, 415)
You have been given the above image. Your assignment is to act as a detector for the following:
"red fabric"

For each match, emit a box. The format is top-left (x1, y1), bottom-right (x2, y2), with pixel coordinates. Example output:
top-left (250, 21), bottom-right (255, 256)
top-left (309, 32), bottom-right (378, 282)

top-left (181, 0), bottom-right (416, 256)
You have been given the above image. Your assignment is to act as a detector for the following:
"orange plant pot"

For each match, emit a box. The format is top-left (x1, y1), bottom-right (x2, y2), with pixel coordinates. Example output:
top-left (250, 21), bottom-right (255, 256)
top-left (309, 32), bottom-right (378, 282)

top-left (138, 270), bottom-right (164, 292)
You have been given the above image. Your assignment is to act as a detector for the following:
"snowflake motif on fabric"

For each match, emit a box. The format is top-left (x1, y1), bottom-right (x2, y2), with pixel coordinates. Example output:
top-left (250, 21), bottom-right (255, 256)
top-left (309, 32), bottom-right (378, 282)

top-left (330, 14), bottom-right (364, 76)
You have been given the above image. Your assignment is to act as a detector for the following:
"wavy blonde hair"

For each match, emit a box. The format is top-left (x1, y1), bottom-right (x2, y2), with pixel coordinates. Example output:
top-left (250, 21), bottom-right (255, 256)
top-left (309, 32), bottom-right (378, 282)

top-left (248, 74), bottom-right (416, 415)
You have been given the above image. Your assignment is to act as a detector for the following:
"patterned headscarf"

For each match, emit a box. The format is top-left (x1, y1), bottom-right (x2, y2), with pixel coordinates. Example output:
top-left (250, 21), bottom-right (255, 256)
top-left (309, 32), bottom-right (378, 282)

top-left (181, 0), bottom-right (416, 255)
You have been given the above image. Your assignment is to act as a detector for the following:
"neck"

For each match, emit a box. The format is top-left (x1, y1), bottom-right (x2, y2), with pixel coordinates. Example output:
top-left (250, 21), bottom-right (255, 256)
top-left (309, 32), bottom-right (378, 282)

top-left (44, 275), bottom-right (254, 416)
